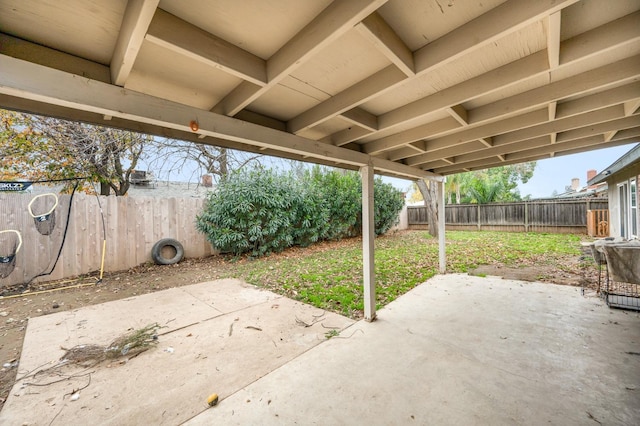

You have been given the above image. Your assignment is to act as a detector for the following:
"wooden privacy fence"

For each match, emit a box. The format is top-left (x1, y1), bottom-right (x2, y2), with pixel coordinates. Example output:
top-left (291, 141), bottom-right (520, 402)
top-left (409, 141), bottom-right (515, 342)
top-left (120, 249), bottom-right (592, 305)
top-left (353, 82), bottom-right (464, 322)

top-left (1, 193), bottom-right (215, 287)
top-left (407, 199), bottom-right (609, 233)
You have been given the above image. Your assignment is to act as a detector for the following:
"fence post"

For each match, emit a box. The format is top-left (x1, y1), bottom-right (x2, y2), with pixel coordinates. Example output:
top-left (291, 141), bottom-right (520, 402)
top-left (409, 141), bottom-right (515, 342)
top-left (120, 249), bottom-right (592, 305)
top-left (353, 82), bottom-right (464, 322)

top-left (524, 201), bottom-right (529, 232)
top-left (477, 204), bottom-right (481, 231)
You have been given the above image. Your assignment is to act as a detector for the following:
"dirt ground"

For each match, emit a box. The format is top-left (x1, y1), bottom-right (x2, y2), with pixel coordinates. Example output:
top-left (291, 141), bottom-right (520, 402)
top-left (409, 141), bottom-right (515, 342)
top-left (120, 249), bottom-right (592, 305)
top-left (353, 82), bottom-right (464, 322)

top-left (0, 242), bottom-right (598, 412)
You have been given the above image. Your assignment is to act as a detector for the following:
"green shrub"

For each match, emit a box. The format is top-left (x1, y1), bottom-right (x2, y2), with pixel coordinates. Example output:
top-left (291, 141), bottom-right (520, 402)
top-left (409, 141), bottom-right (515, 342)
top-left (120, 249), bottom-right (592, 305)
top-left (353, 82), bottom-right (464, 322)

top-left (196, 169), bottom-right (297, 256)
top-left (307, 168), bottom-right (361, 239)
top-left (373, 178), bottom-right (404, 235)
top-left (196, 167), bottom-right (406, 257)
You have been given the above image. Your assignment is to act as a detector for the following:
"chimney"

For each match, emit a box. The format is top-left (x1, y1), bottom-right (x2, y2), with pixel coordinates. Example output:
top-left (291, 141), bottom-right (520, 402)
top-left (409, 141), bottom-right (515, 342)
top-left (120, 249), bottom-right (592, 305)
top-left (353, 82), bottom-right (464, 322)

top-left (571, 178), bottom-right (580, 191)
top-left (202, 174), bottom-right (213, 188)
top-left (587, 169), bottom-right (597, 182)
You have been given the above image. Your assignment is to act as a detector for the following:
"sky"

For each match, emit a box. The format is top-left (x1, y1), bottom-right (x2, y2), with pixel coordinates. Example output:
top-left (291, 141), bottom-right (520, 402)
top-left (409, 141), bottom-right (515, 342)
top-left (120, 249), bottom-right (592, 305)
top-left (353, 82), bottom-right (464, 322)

top-left (518, 143), bottom-right (639, 199)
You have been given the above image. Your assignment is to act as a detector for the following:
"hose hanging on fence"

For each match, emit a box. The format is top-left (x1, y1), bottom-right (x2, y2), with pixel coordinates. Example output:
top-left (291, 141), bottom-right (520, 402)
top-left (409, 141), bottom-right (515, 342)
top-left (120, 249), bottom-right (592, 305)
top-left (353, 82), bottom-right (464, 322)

top-left (31, 180), bottom-right (80, 283)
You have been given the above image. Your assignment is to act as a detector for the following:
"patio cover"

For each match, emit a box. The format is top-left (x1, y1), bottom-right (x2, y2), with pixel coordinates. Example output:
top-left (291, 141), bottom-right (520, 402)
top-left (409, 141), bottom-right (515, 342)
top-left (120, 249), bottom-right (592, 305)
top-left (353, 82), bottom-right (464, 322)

top-left (1, 0), bottom-right (639, 318)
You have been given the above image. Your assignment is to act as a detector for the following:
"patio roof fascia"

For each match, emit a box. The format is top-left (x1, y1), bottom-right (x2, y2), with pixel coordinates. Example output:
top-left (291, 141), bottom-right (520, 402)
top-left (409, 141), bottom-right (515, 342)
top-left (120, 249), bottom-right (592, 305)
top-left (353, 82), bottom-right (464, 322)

top-left (0, 54), bottom-right (442, 183)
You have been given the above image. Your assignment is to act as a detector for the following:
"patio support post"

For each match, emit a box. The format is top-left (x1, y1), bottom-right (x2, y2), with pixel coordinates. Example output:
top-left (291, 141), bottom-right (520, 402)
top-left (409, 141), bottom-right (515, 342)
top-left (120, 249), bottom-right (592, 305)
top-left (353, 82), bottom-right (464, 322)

top-left (361, 164), bottom-right (376, 322)
top-left (438, 179), bottom-right (446, 273)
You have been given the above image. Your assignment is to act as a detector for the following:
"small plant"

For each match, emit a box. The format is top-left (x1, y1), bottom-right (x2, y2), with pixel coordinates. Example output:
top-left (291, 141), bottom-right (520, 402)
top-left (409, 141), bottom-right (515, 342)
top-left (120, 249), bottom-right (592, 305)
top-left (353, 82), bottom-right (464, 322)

top-left (325, 329), bottom-right (340, 339)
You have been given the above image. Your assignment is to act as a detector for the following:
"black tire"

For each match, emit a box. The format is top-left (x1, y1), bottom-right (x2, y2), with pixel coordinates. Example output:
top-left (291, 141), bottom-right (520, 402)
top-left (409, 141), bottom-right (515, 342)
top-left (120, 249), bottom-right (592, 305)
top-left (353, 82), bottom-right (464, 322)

top-left (151, 238), bottom-right (184, 265)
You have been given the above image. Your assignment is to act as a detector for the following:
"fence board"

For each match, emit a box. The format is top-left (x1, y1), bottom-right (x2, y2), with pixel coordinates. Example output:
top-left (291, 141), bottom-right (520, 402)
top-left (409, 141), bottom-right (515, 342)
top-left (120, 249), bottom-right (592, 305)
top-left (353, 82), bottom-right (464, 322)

top-left (407, 199), bottom-right (609, 234)
top-left (1, 193), bottom-right (215, 288)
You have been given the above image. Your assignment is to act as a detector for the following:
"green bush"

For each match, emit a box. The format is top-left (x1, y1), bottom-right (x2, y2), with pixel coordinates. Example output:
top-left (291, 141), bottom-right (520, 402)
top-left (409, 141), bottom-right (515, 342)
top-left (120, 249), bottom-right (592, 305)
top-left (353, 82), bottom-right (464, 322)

top-left (196, 169), bottom-right (297, 256)
top-left (373, 178), bottom-right (405, 235)
top-left (196, 167), bottom-right (405, 257)
top-left (307, 168), bottom-right (361, 239)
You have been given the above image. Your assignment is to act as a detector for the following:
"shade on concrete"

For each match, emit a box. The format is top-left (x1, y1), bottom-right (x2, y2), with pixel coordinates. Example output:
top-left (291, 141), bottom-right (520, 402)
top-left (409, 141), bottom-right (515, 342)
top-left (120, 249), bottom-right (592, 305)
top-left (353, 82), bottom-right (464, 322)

top-left (2, 275), bottom-right (639, 425)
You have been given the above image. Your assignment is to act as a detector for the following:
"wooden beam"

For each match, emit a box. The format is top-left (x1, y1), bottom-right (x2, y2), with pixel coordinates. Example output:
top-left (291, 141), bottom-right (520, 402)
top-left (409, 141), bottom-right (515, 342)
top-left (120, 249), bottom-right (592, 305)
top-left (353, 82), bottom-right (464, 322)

top-left (146, 9), bottom-right (267, 86)
top-left (341, 108), bottom-right (378, 131)
top-left (624, 99), bottom-right (640, 116)
top-left (361, 164), bottom-right (376, 321)
top-left (554, 114), bottom-right (640, 143)
top-left (555, 83), bottom-right (640, 119)
top-left (380, 51), bottom-right (549, 130)
top-left (405, 108), bottom-right (549, 163)
top-left (561, 11), bottom-right (640, 65)
top-left (111, 0), bottom-right (159, 86)
top-left (356, 12), bottom-right (414, 77)
top-left (288, 65), bottom-right (406, 133)
top-left (434, 117), bottom-right (640, 173)
top-left (447, 105), bottom-right (468, 125)
top-left (324, 126), bottom-right (372, 146)
top-left (215, 0), bottom-right (387, 116)
top-left (414, 0), bottom-right (576, 73)
top-left (408, 105), bottom-right (631, 167)
top-left (470, 55), bottom-right (640, 123)
top-left (301, 6), bottom-right (632, 141)
top-left (363, 117), bottom-right (460, 155)
top-left (493, 105), bottom-right (625, 145)
top-left (0, 54), bottom-right (442, 181)
top-left (0, 34), bottom-right (110, 83)
top-left (546, 12), bottom-right (561, 69)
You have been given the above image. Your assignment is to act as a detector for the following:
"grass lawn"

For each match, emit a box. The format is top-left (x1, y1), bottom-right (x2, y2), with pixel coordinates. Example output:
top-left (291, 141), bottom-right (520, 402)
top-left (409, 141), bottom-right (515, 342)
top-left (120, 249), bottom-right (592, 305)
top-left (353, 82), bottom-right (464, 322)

top-left (221, 230), bottom-right (586, 319)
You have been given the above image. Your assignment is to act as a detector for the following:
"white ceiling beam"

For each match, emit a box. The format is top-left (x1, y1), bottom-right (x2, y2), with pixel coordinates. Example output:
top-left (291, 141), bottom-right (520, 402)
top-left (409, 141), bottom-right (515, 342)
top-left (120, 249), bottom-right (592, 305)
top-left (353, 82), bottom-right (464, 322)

top-left (404, 84), bottom-right (637, 166)
top-left (111, 0), bottom-right (159, 86)
top-left (450, 136), bottom-right (551, 166)
top-left (417, 109), bottom-right (549, 156)
top-left (604, 131), bottom-right (616, 142)
top-left (0, 34), bottom-right (110, 83)
top-left (497, 155), bottom-right (506, 162)
top-left (363, 117), bottom-right (460, 154)
top-left (379, 51), bottom-right (549, 130)
top-left (341, 108), bottom-right (378, 131)
top-left (356, 12), bottom-right (414, 77)
top-left (495, 105), bottom-right (627, 146)
top-left (555, 82), bottom-right (640, 119)
top-left (624, 99), bottom-right (640, 116)
top-left (447, 105), bottom-right (468, 125)
top-left (434, 135), bottom-right (640, 175)
top-left (387, 145), bottom-right (426, 162)
top-left (554, 114), bottom-right (640, 144)
top-left (288, 65), bottom-right (406, 133)
top-left (146, 9), bottom-right (267, 86)
top-left (470, 55), bottom-right (640, 123)
top-left (0, 54), bottom-right (441, 181)
top-left (408, 106), bottom-right (629, 167)
top-left (324, 126), bottom-right (372, 147)
top-left (413, 0), bottom-right (577, 74)
top-left (561, 11), bottom-right (640, 65)
top-left (290, 0), bottom-right (575, 136)
top-left (215, 0), bottom-right (388, 116)
top-left (364, 11), bottom-right (640, 140)
top-left (546, 11), bottom-right (561, 69)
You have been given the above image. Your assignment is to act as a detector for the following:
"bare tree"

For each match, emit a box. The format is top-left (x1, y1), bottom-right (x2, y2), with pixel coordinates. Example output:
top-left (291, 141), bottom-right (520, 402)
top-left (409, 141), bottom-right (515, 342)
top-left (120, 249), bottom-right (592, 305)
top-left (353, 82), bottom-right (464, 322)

top-left (1, 110), bottom-right (150, 195)
top-left (149, 139), bottom-right (261, 184)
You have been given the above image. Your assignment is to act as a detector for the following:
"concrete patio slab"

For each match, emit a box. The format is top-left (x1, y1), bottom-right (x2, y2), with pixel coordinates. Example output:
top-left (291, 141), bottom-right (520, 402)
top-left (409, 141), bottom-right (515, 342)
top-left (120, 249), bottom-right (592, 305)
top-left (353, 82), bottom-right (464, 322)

top-left (0, 279), bottom-right (354, 425)
top-left (187, 274), bottom-right (640, 426)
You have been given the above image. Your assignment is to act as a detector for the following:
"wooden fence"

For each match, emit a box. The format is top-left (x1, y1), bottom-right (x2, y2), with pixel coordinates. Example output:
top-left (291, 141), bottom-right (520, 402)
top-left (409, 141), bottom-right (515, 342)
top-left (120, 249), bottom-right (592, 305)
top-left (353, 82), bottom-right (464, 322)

top-left (407, 199), bottom-right (609, 233)
top-left (1, 193), bottom-right (215, 287)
